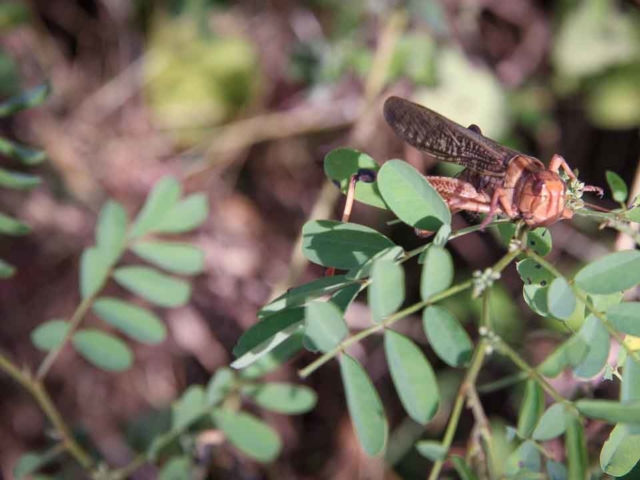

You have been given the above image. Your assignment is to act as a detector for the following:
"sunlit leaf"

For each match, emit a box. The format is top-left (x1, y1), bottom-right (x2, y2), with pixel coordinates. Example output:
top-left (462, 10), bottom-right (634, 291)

top-left (423, 306), bottom-right (472, 367)
top-left (369, 260), bottom-right (404, 323)
top-left (573, 314), bottom-right (610, 379)
top-left (575, 400), bottom-right (640, 423)
top-left (239, 334), bottom-right (304, 380)
top-left (113, 266), bottom-right (191, 307)
top-left (420, 245), bottom-right (453, 300)
top-left (304, 301), bottom-right (348, 353)
top-left (416, 441), bottom-right (446, 461)
top-left (378, 160), bottom-right (451, 231)
top-left (93, 297), bottom-right (166, 344)
top-left (72, 329), bottom-right (133, 371)
top-left (154, 193), bottom-right (208, 234)
top-left (607, 303), bottom-right (640, 336)
top-left (340, 354), bottom-right (387, 456)
top-left (565, 414), bottom-right (588, 480)
top-left (30, 319), bottom-right (69, 352)
top-left (606, 171), bottom-right (628, 203)
top-left (384, 330), bottom-right (439, 424)
top-left (532, 403), bottom-right (567, 441)
top-left (600, 424), bottom-right (640, 477)
top-left (80, 247), bottom-right (111, 298)
top-left (547, 277), bottom-right (576, 321)
top-left (96, 201), bottom-right (127, 264)
top-left (212, 409), bottom-right (281, 462)
top-left (131, 241), bottom-right (205, 275)
top-left (575, 250), bottom-right (640, 294)
top-left (302, 220), bottom-right (395, 270)
top-left (347, 246), bottom-right (404, 281)
top-left (130, 177), bottom-right (182, 238)
top-left (324, 148), bottom-right (387, 209)
top-left (242, 383), bottom-right (317, 414)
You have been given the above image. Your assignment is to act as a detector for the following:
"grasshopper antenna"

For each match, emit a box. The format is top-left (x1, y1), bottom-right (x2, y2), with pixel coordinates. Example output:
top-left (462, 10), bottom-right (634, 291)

top-left (325, 168), bottom-right (377, 277)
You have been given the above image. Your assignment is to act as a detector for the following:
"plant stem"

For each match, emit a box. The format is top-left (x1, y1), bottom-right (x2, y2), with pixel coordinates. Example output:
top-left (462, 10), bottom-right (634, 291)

top-left (36, 294), bottom-right (96, 380)
top-left (428, 341), bottom-right (487, 480)
top-left (299, 280), bottom-right (473, 378)
top-left (524, 249), bottom-right (640, 364)
top-left (0, 351), bottom-right (94, 469)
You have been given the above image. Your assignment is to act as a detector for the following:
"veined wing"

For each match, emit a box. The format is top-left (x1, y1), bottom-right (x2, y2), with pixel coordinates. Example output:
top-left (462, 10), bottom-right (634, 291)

top-left (383, 96), bottom-right (520, 176)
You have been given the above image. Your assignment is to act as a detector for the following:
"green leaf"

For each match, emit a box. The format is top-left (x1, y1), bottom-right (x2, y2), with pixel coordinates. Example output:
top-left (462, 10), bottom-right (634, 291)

top-left (72, 329), bottom-right (133, 371)
top-left (532, 403), bottom-right (567, 441)
top-left (159, 456), bottom-right (191, 480)
top-left (606, 171), bottom-right (628, 203)
top-left (302, 220), bottom-right (395, 270)
top-left (607, 303), bottom-right (640, 336)
top-left (416, 441), bottom-right (447, 461)
top-left (0, 258), bottom-right (16, 278)
top-left (242, 383), bottom-right (317, 414)
top-left (93, 297), bottom-right (166, 344)
top-left (517, 258), bottom-right (555, 317)
top-left (347, 246), bottom-right (404, 281)
top-left (239, 333), bottom-right (304, 380)
top-left (565, 414), bottom-right (588, 480)
top-left (517, 379), bottom-right (544, 438)
top-left (13, 445), bottom-right (61, 480)
top-left (304, 301), bottom-right (348, 353)
top-left (0, 84), bottom-right (49, 117)
top-left (113, 266), bottom-right (191, 307)
top-left (329, 283), bottom-right (363, 313)
top-left (420, 245), bottom-right (453, 300)
top-left (537, 335), bottom-right (588, 377)
top-left (377, 159), bottom-right (451, 231)
top-left (324, 148), bottom-right (387, 209)
top-left (96, 201), bottom-right (127, 264)
top-left (451, 456), bottom-right (478, 480)
top-left (423, 306), bottom-right (472, 367)
top-left (233, 308), bottom-right (304, 357)
top-left (369, 260), bottom-right (404, 322)
top-left (0, 168), bottom-right (40, 190)
top-left (206, 368), bottom-right (235, 406)
top-left (575, 400), bottom-right (640, 423)
top-left (622, 355), bottom-right (640, 405)
top-left (80, 247), bottom-right (111, 298)
top-left (0, 212), bottom-right (29, 235)
top-left (384, 330), bottom-right (439, 424)
top-left (525, 228), bottom-right (553, 257)
top-left (600, 424), bottom-right (640, 477)
top-left (130, 177), bottom-right (181, 238)
top-left (30, 320), bottom-right (69, 352)
top-left (154, 193), bottom-right (208, 234)
top-left (340, 354), bottom-right (388, 456)
top-left (573, 314), bottom-right (610, 379)
top-left (0, 137), bottom-right (46, 165)
top-left (231, 313), bottom-right (304, 370)
top-left (172, 385), bottom-right (206, 430)
top-left (546, 460), bottom-right (568, 480)
top-left (574, 250), bottom-right (640, 294)
top-left (212, 409), bottom-right (282, 462)
top-left (258, 275), bottom-right (355, 317)
top-left (131, 241), bottom-right (204, 275)
top-left (547, 277), bottom-right (576, 321)
top-left (505, 440), bottom-right (541, 475)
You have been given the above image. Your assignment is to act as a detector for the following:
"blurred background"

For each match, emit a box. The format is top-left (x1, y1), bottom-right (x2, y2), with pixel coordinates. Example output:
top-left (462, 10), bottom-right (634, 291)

top-left (1, 0), bottom-right (639, 478)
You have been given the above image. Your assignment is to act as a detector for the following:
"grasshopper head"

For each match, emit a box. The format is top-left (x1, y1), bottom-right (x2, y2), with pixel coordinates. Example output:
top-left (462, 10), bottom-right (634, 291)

top-left (518, 171), bottom-right (572, 227)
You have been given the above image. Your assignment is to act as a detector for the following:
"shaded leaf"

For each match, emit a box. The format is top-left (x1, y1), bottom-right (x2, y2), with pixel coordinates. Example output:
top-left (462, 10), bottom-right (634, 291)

top-left (546, 460), bottom-right (568, 480)
top-left (0, 212), bottom-right (29, 236)
top-left (378, 159), bottom-right (451, 231)
top-left (304, 301), bottom-right (348, 353)
top-left (0, 258), bottom-right (15, 278)
top-left (423, 306), bottom-right (472, 367)
top-left (547, 277), bottom-right (576, 321)
top-left (80, 247), bottom-right (111, 298)
top-left (159, 456), bottom-right (191, 480)
top-left (505, 440), bottom-right (541, 475)
top-left (302, 220), bottom-right (395, 270)
top-left (239, 333), bottom-right (304, 380)
top-left (72, 329), bottom-right (133, 371)
top-left (212, 409), bottom-right (281, 462)
top-left (96, 201), bottom-right (127, 264)
top-left (606, 171), bottom-right (628, 203)
top-left (154, 193), bottom-right (208, 234)
top-left (575, 400), bottom-right (640, 423)
top-left (573, 314), bottom-right (610, 379)
top-left (385, 330), bottom-right (439, 424)
top-left (233, 308), bottom-right (304, 358)
top-left (113, 266), bottom-right (191, 307)
top-left (340, 354), bottom-right (388, 456)
top-left (451, 456), bottom-right (478, 480)
top-left (0, 168), bottom-right (40, 190)
top-left (537, 335), bottom-right (588, 377)
top-left (0, 138), bottom-right (45, 165)
top-left (347, 246), bottom-right (404, 281)
top-left (565, 414), bottom-right (588, 480)
top-left (600, 424), bottom-right (640, 477)
top-left (0, 84), bottom-right (49, 116)
top-left (206, 368), bottom-right (235, 406)
top-left (232, 319), bottom-right (303, 370)
top-left (130, 177), bottom-right (182, 238)
top-left (517, 380), bottom-right (544, 438)
top-left (518, 258), bottom-right (555, 317)
top-left (416, 441), bottom-right (447, 461)
top-left (93, 297), bottom-right (166, 344)
top-left (532, 403), bottom-right (567, 441)
top-left (607, 303), bottom-right (640, 336)
top-left (172, 385), bottom-right (206, 430)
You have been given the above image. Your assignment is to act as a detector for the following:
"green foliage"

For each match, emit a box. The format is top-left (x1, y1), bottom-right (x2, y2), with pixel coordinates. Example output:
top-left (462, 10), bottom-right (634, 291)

top-left (422, 306), bottom-right (472, 367)
top-left (304, 301), bottom-right (347, 352)
top-left (0, 84), bottom-right (50, 278)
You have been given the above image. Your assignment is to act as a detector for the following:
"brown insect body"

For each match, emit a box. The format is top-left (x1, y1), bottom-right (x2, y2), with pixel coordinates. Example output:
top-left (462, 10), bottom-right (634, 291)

top-left (383, 96), bottom-right (583, 228)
